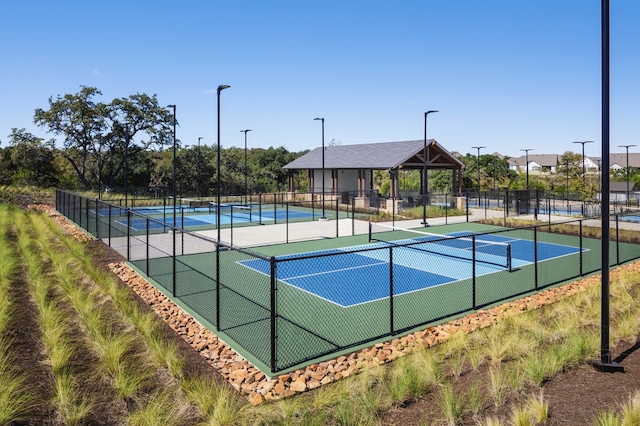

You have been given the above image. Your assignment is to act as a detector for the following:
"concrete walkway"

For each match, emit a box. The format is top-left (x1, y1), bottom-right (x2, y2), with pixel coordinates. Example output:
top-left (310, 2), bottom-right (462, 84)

top-left (200, 207), bottom-right (507, 248)
top-left (107, 206), bottom-right (637, 260)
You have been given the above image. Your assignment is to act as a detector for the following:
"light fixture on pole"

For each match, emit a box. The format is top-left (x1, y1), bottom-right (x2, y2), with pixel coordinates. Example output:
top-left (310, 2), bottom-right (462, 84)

top-left (619, 144), bottom-right (636, 207)
top-left (240, 129), bottom-right (252, 206)
top-left (471, 146), bottom-right (486, 196)
top-left (314, 117), bottom-right (327, 220)
top-left (573, 140), bottom-right (594, 191)
top-left (217, 85), bottom-right (230, 242)
top-left (197, 137), bottom-right (203, 199)
top-left (520, 148), bottom-right (533, 191)
top-left (422, 110), bottom-right (438, 226)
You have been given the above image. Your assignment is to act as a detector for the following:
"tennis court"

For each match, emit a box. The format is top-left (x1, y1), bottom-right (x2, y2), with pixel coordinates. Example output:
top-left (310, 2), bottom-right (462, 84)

top-left (239, 227), bottom-right (583, 307)
top-left (101, 202), bottom-right (319, 230)
top-left (58, 189), bottom-right (640, 373)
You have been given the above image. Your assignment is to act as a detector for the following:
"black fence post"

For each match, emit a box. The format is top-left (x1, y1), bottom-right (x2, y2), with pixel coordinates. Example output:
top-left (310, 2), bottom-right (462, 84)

top-left (163, 197), bottom-right (167, 233)
top-left (335, 199), bottom-right (339, 237)
top-left (616, 214), bottom-right (620, 265)
top-left (286, 203), bottom-right (289, 244)
top-left (484, 192), bottom-right (488, 220)
top-left (172, 227), bottom-right (177, 297)
top-left (392, 195), bottom-right (396, 226)
top-left (445, 193), bottom-right (449, 225)
top-left (579, 220), bottom-right (584, 275)
top-left (351, 196), bottom-right (355, 236)
top-left (534, 226), bottom-right (538, 289)
top-left (146, 217), bottom-right (149, 276)
top-left (270, 257), bottom-right (277, 373)
top-left (472, 235), bottom-right (476, 309)
top-left (230, 205), bottom-right (234, 247)
top-left (95, 199), bottom-right (99, 239)
top-left (126, 210), bottom-right (131, 262)
top-left (274, 199), bottom-right (277, 225)
top-left (466, 194), bottom-right (469, 223)
top-left (216, 244), bottom-right (221, 330)
top-left (108, 205), bottom-right (112, 247)
top-left (389, 247), bottom-right (394, 335)
top-left (180, 207), bottom-right (184, 255)
top-left (504, 191), bottom-right (507, 227)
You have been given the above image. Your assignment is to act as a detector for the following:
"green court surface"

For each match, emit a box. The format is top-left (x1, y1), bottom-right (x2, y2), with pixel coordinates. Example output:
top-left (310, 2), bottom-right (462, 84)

top-left (129, 221), bottom-right (638, 374)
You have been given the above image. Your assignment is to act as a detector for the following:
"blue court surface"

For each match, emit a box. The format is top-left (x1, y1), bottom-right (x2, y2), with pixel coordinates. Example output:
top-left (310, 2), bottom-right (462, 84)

top-left (109, 205), bottom-right (316, 230)
top-left (239, 232), bottom-right (583, 307)
top-left (618, 215), bottom-right (640, 223)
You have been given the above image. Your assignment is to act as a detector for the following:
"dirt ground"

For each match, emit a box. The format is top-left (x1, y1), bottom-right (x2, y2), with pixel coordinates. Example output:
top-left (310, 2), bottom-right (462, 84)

top-left (380, 339), bottom-right (640, 425)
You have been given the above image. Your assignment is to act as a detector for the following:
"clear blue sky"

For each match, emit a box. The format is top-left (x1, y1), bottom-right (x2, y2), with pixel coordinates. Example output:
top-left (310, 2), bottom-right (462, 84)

top-left (1, 1), bottom-right (639, 159)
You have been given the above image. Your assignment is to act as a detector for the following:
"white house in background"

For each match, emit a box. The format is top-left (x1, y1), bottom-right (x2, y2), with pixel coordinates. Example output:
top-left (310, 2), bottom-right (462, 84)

top-left (581, 156), bottom-right (600, 172)
top-left (609, 152), bottom-right (640, 171)
top-left (509, 154), bottom-right (558, 174)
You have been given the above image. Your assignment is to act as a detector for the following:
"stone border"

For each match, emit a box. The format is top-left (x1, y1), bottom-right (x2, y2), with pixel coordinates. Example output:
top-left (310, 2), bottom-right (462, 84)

top-left (33, 203), bottom-right (605, 405)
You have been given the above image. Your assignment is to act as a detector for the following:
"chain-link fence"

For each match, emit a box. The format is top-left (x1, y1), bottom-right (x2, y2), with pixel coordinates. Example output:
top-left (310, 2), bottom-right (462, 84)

top-left (56, 189), bottom-right (640, 374)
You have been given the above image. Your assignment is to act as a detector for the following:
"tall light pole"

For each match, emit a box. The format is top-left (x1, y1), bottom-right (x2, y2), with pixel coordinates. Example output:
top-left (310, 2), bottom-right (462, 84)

top-left (520, 148), bottom-right (533, 191)
top-left (217, 85), bottom-right (230, 242)
top-left (240, 129), bottom-right (252, 206)
top-left (167, 105), bottom-right (177, 223)
top-left (314, 117), bottom-right (327, 220)
top-left (472, 146), bottom-right (485, 196)
top-left (593, 0), bottom-right (623, 373)
top-left (422, 110), bottom-right (438, 226)
top-left (619, 144), bottom-right (636, 206)
top-left (197, 137), bottom-right (203, 199)
top-left (573, 140), bottom-right (594, 193)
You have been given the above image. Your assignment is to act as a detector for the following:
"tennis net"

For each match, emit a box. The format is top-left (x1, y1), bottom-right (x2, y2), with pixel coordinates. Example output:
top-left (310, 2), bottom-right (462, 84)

top-left (368, 223), bottom-right (512, 271)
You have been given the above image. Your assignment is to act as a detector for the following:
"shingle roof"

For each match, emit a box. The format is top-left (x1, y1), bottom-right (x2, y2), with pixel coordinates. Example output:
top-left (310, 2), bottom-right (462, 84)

top-left (610, 181), bottom-right (638, 192)
top-left (511, 154), bottom-right (559, 167)
top-left (610, 153), bottom-right (640, 169)
top-left (282, 140), bottom-right (464, 170)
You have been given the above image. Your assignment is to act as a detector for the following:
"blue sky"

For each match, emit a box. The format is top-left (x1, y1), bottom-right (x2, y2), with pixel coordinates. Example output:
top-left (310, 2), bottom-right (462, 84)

top-left (1, 1), bottom-right (638, 159)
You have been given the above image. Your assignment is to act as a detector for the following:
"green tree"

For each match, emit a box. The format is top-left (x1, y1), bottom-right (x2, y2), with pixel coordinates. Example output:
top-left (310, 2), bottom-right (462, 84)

top-left (34, 86), bottom-right (107, 189)
top-left (461, 153), bottom-right (515, 191)
top-left (34, 86), bottom-right (173, 192)
top-left (105, 94), bottom-right (174, 191)
top-left (250, 147), bottom-right (305, 192)
top-left (6, 128), bottom-right (58, 187)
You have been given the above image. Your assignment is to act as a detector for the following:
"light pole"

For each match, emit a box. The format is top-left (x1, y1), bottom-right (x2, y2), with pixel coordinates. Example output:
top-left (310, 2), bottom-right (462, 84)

top-left (240, 129), bottom-right (252, 206)
top-left (520, 148), bottom-right (533, 191)
top-left (619, 144), bottom-right (636, 206)
top-left (217, 85), bottom-right (230, 242)
top-left (314, 117), bottom-right (327, 219)
top-left (594, 0), bottom-right (623, 373)
top-left (472, 146), bottom-right (485, 202)
top-left (197, 137), bottom-right (203, 199)
top-left (167, 105), bottom-right (177, 223)
top-left (573, 140), bottom-right (594, 193)
top-left (422, 110), bottom-right (438, 226)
